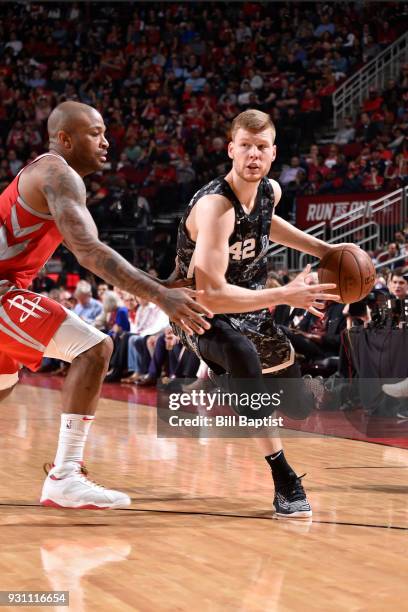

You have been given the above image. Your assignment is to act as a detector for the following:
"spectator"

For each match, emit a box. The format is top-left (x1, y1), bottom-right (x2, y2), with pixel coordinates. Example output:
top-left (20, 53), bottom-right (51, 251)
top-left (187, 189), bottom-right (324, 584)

top-left (136, 327), bottom-right (182, 386)
top-left (7, 150), bottom-right (23, 176)
top-left (125, 298), bottom-right (169, 381)
top-left (362, 36), bottom-right (381, 63)
top-left (95, 290), bottom-right (130, 335)
top-left (207, 137), bottom-right (229, 174)
top-left (388, 268), bottom-right (408, 298)
top-left (31, 267), bottom-right (56, 294)
top-left (5, 32), bottom-right (23, 56)
top-left (176, 153), bottom-right (196, 204)
top-left (314, 13), bottom-right (336, 38)
top-left (377, 243), bottom-right (403, 267)
top-left (0, 0), bottom-right (406, 265)
top-left (324, 144), bottom-right (340, 169)
top-left (300, 88), bottom-right (321, 141)
top-left (356, 112), bottom-right (379, 143)
top-left (362, 166), bottom-right (384, 191)
top-left (282, 301), bottom-right (346, 361)
top-left (279, 156), bottom-right (306, 186)
top-left (334, 117), bottom-right (356, 144)
top-left (73, 280), bottom-right (103, 325)
top-left (362, 87), bottom-right (384, 114)
top-left (97, 283), bottom-right (109, 301)
top-left (105, 297), bottom-right (168, 383)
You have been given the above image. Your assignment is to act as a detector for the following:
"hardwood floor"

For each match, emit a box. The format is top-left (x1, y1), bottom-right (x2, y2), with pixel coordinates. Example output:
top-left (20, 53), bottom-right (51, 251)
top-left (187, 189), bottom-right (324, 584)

top-left (0, 382), bottom-right (407, 611)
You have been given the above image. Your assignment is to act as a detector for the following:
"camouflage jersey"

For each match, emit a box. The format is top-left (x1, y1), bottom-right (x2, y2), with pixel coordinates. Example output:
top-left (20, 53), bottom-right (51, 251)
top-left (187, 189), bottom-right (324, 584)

top-left (173, 175), bottom-right (293, 372)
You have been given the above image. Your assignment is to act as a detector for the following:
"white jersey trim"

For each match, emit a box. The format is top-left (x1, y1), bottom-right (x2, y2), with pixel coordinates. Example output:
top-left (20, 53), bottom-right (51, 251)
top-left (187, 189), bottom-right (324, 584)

top-left (17, 195), bottom-right (53, 220)
top-left (16, 152), bottom-right (68, 220)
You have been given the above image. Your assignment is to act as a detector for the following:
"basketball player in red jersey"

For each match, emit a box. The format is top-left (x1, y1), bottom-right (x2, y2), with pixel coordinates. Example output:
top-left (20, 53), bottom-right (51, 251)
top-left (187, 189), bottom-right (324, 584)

top-left (0, 101), bottom-right (212, 509)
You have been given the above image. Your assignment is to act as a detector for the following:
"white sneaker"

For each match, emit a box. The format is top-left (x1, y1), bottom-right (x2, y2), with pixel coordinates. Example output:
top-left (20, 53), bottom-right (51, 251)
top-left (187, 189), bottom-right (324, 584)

top-left (40, 462), bottom-right (131, 510)
top-left (382, 379), bottom-right (408, 398)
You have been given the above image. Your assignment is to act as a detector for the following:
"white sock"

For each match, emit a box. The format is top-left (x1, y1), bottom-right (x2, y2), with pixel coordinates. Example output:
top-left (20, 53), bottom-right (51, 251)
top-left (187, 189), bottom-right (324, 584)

top-left (53, 413), bottom-right (95, 467)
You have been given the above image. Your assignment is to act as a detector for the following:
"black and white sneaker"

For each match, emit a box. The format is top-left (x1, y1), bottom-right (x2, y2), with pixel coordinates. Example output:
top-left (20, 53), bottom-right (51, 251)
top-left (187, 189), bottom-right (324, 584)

top-left (396, 408), bottom-right (408, 421)
top-left (273, 474), bottom-right (312, 519)
top-left (303, 375), bottom-right (325, 406)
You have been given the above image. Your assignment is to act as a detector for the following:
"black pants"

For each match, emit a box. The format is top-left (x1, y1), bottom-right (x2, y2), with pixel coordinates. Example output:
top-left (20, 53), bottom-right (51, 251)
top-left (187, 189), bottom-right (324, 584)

top-left (107, 332), bottom-right (133, 380)
top-left (281, 328), bottom-right (326, 359)
top-left (198, 317), bottom-right (314, 420)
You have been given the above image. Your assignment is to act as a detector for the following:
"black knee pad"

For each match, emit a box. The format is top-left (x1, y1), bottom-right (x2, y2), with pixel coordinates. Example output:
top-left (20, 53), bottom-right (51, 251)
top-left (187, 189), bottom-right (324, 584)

top-left (221, 337), bottom-right (262, 378)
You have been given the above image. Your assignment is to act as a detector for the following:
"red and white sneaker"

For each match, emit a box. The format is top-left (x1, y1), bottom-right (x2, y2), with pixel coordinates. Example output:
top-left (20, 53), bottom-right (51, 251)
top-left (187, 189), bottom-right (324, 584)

top-left (40, 462), bottom-right (131, 510)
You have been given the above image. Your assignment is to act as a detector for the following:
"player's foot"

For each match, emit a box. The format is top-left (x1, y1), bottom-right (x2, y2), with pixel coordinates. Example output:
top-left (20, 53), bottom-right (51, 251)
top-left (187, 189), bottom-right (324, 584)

top-left (135, 374), bottom-right (157, 387)
top-left (382, 379), bottom-right (408, 398)
top-left (273, 474), bottom-right (312, 519)
top-left (208, 368), bottom-right (227, 390)
top-left (181, 378), bottom-right (213, 393)
top-left (303, 374), bottom-right (326, 407)
top-left (396, 407), bottom-right (408, 421)
top-left (121, 372), bottom-right (140, 383)
top-left (40, 462), bottom-right (131, 510)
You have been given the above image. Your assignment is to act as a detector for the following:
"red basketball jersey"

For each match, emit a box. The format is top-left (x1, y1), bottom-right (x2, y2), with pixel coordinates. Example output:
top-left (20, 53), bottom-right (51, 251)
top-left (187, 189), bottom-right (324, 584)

top-left (0, 153), bottom-right (65, 289)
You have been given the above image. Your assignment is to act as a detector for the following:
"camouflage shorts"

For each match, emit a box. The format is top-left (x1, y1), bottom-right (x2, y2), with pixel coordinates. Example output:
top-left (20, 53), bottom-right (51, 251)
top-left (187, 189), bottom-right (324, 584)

top-left (172, 312), bottom-right (293, 373)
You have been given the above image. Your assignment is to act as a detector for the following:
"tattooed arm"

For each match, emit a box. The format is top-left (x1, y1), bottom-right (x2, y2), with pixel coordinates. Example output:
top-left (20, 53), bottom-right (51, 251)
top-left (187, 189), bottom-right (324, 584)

top-left (40, 160), bottom-right (211, 335)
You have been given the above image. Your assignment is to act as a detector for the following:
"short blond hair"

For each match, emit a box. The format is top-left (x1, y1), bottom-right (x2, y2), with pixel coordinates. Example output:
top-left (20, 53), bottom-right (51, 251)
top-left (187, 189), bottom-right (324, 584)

top-left (231, 109), bottom-right (276, 142)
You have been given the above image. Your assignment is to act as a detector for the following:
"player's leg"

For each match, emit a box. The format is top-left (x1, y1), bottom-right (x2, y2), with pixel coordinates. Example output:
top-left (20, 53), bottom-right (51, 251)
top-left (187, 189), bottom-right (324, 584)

top-left (0, 375), bottom-right (19, 401)
top-left (199, 317), bottom-right (282, 455)
top-left (0, 354), bottom-right (19, 402)
top-left (198, 317), bottom-right (311, 517)
top-left (262, 363), bottom-right (314, 518)
top-left (0, 387), bottom-right (16, 401)
top-left (0, 287), bottom-right (129, 508)
top-left (40, 310), bottom-right (130, 509)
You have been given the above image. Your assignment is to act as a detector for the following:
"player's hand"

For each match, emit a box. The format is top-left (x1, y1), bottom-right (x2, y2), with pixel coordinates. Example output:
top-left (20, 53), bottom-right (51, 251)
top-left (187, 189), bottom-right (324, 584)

top-left (162, 277), bottom-right (194, 289)
top-left (158, 287), bottom-right (213, 335)
top-left (283, 265), bottom-right (340, 319)
top-left (303, 332), bottom-right (322, 342)
top-left (161, 258), bottom-right (194, 289)
top-left (319, 243), bottom-right (361, 258)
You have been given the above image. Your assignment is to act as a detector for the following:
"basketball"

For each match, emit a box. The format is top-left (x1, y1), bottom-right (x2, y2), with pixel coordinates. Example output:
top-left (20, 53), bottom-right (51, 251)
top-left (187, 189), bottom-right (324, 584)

top-left (318, 246), bottom-right (376, 303)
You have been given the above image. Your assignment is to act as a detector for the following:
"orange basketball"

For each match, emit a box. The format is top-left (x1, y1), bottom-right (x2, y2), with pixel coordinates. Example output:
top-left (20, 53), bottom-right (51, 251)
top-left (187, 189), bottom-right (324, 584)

top-left (317, 246), bottom-right (376, 303)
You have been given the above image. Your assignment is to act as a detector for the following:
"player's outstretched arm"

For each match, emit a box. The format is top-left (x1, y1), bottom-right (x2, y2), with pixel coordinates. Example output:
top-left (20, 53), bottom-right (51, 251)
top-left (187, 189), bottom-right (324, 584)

top-left (270, 214), bottom-right (333, 259)
top-left (41, 162), bottom-right (212, 335)
top-left (194, 197), bottom-right (339, 318)
top-left (270, 212), bottom-right (358, 259)
top-left (269, 178), bottom-right (357, 257)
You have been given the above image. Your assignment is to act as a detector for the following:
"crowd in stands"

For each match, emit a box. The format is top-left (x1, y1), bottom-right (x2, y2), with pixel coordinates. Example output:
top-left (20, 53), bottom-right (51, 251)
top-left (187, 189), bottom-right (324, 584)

top-left (1, 1), bottom-right (407, 248)
top-left (3, 2), bottom-right (408, 404)
top-left (279, 80), bottom-right (408, 203)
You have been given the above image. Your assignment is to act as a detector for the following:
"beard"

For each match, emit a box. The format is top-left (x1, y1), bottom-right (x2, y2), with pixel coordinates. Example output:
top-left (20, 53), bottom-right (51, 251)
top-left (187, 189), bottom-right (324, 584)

top-left (234, 164), bottom-right (268, 183)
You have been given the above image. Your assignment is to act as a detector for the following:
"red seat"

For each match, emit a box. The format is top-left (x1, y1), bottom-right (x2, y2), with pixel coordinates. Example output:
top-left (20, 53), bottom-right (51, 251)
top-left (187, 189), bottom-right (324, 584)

top-left (66, 273), bottom-right (80, 291)
top-left (343, 143), bottom-right (362, 158)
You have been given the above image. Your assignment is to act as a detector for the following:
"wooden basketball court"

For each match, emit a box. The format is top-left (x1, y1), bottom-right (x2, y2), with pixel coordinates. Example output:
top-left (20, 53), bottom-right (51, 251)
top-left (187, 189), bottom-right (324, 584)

top-left (0, 380), bottom-right (407, 611)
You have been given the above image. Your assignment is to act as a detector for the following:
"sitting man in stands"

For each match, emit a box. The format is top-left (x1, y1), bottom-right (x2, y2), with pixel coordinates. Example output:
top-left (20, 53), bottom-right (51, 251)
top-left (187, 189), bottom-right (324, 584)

top-left (73, 280), bottom-right (103, 326)
top-left (281, 301), bottom-right (346, 362)
top-left (136, 327), bottom-right (200, 387)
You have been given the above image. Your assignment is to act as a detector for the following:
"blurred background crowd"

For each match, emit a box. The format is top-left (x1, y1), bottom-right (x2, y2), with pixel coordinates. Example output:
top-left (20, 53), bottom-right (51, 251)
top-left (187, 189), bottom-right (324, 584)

top-left (1, 2), bottom-right (407, 275)
top-left (1, 2), bottom-right (408, 413)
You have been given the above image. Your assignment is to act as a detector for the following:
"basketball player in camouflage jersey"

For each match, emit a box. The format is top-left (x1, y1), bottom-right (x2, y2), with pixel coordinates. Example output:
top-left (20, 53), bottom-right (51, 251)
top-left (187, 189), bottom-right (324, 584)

top-left (173, 109), bottom-right (354, 518)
